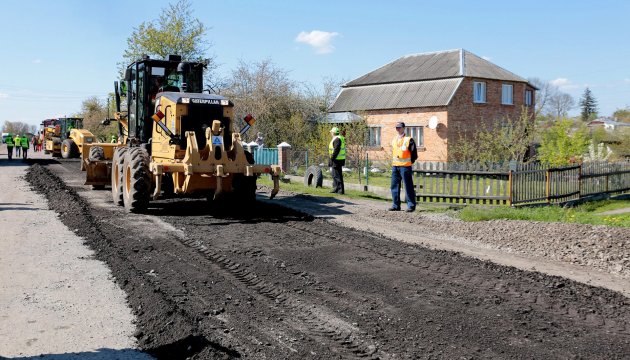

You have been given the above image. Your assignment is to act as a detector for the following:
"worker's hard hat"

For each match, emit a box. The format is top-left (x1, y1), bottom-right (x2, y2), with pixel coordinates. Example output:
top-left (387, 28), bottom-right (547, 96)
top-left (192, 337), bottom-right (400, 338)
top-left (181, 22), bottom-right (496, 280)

top-left (330, 127), bottom-right (340, 135)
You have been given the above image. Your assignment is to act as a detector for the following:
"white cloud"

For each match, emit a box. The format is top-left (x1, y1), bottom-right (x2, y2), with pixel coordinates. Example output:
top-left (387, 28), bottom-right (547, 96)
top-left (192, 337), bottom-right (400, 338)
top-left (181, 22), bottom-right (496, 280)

top-left (295, 30), bottom-right (339, 54)
top-left (624, 78), bottom-right (630, 83)
top-left (550, 78), bottom-right (570, 87)
top-left (481, 55), bottom-right (492, 61)
top-left (550, 77), bottom-right (586, 91)
top-left (32, 59), bottom-right (42, 64)
top-left (0, 93), bottom-right (8, 99)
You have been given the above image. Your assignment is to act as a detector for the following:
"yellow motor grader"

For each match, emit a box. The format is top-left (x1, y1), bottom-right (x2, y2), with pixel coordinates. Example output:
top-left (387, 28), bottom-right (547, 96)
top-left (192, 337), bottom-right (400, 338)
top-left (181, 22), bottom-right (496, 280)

top-left (41, 117), bottom-right (89, 158)
top-left (82, 55), bottom-right (281, 212)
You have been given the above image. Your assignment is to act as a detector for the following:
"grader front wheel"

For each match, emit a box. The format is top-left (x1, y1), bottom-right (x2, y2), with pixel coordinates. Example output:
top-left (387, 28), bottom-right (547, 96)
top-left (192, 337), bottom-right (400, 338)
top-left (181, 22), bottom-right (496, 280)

top-left (122, 147), bottom-right (151, 213)
top-left (111, 147), bottom-right (128, 205)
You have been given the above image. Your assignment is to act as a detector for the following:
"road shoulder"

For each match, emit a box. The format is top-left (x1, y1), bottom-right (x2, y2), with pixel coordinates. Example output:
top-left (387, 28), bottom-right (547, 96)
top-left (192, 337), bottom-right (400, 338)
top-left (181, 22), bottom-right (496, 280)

top-left (0, 155), bottom-right (151, 358)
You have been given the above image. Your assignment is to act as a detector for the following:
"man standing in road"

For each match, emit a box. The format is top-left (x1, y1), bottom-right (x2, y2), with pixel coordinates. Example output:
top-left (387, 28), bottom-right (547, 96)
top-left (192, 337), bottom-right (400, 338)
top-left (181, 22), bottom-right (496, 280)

top-left (21, 135), bottom-right (29, 159)
top-left (14, 134), bottom-right (21, 158)
top-left (5, 133), bottom-right (14, 160)
top-left (388, 122), bottom-right (417, 212)
top-left (328, 126), bottom-right (346, 194)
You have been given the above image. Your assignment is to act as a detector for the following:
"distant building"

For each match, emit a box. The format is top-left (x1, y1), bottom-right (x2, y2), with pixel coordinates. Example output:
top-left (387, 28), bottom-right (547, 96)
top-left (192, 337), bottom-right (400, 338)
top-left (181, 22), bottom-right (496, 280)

top-left (327, 49), bottom-right (536, 162)
top-left (587, 117), bottom-right (630, 131)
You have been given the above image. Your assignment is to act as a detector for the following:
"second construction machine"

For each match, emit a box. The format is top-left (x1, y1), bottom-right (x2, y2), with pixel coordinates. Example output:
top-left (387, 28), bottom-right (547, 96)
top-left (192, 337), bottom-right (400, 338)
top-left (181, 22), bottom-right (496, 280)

top-left (83, 55), bottom-right (281, 212)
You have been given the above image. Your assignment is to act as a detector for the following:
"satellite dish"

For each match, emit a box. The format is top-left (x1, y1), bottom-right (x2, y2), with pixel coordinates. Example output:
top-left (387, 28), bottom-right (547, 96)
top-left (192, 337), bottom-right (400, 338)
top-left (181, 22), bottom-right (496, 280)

top-left (428, 116), bottom-right (438, 129)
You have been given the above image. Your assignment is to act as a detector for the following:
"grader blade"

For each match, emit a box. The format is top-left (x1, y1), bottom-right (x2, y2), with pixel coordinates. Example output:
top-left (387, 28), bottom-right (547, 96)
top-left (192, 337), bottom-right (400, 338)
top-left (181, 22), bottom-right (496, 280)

top-left (84, 161), bottom-right (111, 186)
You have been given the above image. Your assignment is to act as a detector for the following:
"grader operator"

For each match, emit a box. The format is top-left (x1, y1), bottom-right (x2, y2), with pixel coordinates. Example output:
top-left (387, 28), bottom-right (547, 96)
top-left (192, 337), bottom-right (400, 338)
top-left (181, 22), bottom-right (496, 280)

top-left (83, 55), bottom-right (281, 212)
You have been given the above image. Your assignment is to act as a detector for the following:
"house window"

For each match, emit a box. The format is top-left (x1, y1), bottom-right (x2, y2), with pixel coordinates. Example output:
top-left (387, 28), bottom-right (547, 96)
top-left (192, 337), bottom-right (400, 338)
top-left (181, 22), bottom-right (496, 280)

top-left (405, 126), bottom-right (424, 147)
top-left (525, 90), bottom-right (533, 106)
top-left (502, 84), bottom-right (513, 105)
top-left (367, 126), bottom-right (381, 147)
top-left (473, 81), bottom-right (486, 103)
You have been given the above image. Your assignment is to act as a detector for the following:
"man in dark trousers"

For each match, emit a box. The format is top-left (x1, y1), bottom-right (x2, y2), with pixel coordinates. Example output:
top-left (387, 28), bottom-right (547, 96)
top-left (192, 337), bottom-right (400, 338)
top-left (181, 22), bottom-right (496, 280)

top-left (389, 122), bottom-right (418, 212)
top-left (328, 127), bottom-right (346, 194)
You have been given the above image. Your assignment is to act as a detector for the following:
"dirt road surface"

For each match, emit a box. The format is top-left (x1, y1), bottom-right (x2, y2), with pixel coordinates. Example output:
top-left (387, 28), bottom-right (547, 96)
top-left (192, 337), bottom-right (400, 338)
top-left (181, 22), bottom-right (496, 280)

top-left (18, 158), bottom-right (630, 359)
top-left (0, 149), bottom-right (152, 359)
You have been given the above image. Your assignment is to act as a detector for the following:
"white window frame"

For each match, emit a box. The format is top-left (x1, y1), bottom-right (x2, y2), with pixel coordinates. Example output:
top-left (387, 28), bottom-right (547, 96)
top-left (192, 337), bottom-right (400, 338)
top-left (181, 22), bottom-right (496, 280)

top-left (404, 126), bottom-right (424, 147)
top-left (525, 89), bottom-right (533, 106)
top-left (367, 126), bottom-right (381, 147)
top-left (473, 81), bottom-right (486, 103)
top-left (502, 84), bottom-right (513, 105)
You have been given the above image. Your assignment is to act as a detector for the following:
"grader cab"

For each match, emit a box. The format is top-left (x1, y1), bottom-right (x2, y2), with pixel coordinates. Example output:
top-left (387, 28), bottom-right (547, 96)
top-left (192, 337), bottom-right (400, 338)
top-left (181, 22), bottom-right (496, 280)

top-left (84, 55), bottom-right (281, 212)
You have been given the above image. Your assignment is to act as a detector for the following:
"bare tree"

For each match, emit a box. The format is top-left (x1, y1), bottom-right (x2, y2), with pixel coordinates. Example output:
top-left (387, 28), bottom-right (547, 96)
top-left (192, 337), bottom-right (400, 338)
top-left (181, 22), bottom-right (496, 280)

top-left (528, 77), bottom-right (557, 119)
top-left (548, 92), bottom-right (575, 119)
top-left (2, 121), bottom-right (36, 135)
top-left (222, 58), bottom-right (335, 150)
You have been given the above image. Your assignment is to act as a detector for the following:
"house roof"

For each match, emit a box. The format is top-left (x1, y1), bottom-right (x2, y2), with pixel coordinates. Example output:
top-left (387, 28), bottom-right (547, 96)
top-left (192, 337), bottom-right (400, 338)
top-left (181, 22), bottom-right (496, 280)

top-left (345, 49), bottom-right (528, 87)
top-left (329, 78), bottom-right (462, 112)
top-left (329, 49), bottom-right (531, 113)
top-left (319, 112), bottom-right (364, 123)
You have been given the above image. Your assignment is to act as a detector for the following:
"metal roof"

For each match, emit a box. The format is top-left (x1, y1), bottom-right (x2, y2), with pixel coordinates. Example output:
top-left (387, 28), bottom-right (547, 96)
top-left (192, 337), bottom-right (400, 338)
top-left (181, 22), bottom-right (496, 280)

top-left (320, 112), bottom-right (364, 123)
top-left (329, 78), bottom-right (462, 112)
top-left (345, 49), bottom-right (527, 87)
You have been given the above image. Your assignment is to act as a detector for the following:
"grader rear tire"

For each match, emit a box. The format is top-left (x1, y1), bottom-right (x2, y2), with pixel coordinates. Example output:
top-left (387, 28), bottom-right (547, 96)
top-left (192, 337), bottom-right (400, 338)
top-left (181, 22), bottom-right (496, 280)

top-left (122, 147), bottom-right (151, 213)
top-left (61, 139), bottom-right (79, 159)
top-left (111, 147), bottom-right (128, 205)
top-left (88, 146), bottom-right (105, 161)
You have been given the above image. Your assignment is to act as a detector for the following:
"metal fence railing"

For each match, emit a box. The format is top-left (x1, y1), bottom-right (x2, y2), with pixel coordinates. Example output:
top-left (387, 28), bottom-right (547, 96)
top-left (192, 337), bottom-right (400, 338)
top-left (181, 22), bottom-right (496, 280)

top-left (252, 147), bottom-right (278, 165)
top-left (413, 161), bottom-right (630, 206)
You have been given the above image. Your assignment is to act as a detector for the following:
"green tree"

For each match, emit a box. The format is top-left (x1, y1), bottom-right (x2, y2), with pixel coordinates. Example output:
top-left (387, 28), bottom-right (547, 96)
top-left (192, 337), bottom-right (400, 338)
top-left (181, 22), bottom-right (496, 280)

top-left (78, 96), bottom-right (115, 141)
top-left (612, 108), bottom-right (630, 123)
top-left (538, 119), bottom-right (590, 166)
top-left (450, 107), bottom-right (536, 163)
top-left (120, 0), bottom-right (216, 80)
top-left (579, 87), bottom-right (598, 121)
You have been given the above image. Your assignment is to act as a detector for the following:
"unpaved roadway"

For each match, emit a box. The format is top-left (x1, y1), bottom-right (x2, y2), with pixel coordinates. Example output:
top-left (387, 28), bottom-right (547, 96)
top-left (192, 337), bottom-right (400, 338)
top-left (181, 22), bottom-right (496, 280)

top-left (0, 149), bottom-right (151, 359)
top-left (20, 158), bottom-right (630, 359)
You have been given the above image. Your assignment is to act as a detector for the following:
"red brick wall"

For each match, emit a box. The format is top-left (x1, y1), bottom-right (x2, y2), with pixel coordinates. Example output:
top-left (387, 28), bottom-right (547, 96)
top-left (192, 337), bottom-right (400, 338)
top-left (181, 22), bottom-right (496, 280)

top-left (356, 78), bottom-right (535, 164)
top-left (447, 78), bottom-right (536, 155)
top-left (364, 107), bottom-right (448, 163)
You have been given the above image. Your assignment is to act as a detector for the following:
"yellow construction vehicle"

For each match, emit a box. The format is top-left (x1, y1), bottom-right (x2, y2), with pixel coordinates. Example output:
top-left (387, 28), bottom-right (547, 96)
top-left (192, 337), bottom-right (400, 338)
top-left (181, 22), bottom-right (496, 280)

top-left (42, 117), bottom-right (86, 158)
top-left (83, 55), bottom-right (281, 212)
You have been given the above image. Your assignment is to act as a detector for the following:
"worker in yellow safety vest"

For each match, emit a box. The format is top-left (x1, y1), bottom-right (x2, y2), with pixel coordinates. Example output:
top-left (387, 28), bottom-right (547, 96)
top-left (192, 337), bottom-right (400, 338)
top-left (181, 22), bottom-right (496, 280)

top-left (388, 122), bottom-right (418, 212)
top-left (328, 127), bottom-right (346, 194)
top-left (14, 135), bottom-right (21, 157)
top-left (21, 135), bottom-right (29, 159)
top-left (5, 133), bottom-right (14, 160)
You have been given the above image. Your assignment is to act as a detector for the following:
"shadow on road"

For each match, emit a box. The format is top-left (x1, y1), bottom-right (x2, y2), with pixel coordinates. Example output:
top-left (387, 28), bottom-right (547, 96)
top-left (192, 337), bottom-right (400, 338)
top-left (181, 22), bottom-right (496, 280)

top-left (0, 348), bottom-right (152, 360)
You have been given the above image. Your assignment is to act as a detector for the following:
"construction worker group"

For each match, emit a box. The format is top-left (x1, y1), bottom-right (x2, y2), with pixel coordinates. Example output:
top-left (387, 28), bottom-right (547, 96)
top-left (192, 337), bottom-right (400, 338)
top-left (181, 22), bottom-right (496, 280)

top-left (328, 122), bottom-right (417, 212)
top-left (3, 133), bottom-right (31, 160)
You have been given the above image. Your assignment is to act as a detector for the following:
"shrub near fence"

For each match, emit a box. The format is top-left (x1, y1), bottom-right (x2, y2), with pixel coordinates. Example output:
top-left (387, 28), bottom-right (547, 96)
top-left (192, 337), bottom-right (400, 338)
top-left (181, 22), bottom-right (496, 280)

top-left (414, 161), bottom-right (630, 206)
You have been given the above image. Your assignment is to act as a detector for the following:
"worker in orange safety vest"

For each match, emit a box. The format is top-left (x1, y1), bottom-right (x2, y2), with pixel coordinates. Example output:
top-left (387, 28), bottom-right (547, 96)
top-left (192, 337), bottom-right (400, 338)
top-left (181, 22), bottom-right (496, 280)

top-left (388, 122), bottom-right (418, 212)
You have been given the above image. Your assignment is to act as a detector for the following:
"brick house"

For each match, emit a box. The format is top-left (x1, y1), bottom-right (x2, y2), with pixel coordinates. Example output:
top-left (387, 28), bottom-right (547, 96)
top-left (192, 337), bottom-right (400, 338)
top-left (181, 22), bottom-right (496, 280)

top-left (327, 49), bottom-right (536, 162)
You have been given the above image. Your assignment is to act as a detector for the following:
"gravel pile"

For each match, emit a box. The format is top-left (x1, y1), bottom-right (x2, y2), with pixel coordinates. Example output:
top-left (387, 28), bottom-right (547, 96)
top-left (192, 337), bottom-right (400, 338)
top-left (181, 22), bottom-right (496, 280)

top-left (397, 212), bottom-right (630, 279)
top-left (265, 185), bottom-right (630, 280)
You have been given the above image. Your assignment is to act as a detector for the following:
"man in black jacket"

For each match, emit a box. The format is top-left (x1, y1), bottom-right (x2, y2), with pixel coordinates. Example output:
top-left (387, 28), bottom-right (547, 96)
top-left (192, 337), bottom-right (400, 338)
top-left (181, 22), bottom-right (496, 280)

top-left (328, 127), bottom-right (346, 194)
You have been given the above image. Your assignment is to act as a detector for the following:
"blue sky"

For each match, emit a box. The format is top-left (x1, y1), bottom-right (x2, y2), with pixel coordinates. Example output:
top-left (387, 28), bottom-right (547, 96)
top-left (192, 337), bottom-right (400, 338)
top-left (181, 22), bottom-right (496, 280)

top-left (1, 0), bottom-right (629, 127)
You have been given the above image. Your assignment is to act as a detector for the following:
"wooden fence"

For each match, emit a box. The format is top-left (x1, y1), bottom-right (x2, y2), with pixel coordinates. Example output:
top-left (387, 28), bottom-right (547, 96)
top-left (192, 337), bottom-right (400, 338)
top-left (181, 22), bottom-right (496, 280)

top-left (413, 161), bottom-right (630, 206)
